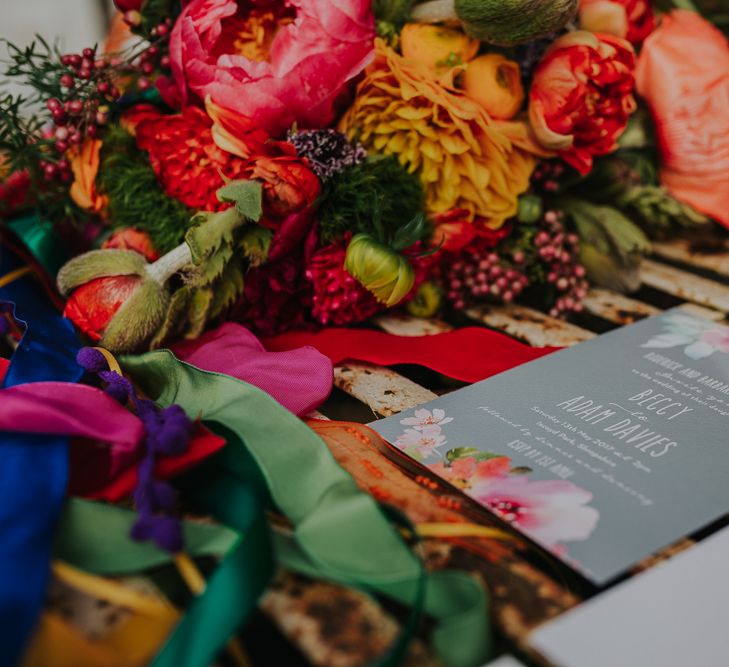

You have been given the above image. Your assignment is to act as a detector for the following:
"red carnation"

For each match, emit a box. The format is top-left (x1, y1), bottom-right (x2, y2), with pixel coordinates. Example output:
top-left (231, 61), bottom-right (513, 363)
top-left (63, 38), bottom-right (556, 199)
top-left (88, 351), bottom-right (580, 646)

top-left (134, 106), bottom-right (251, 211)
top-left (529, 31), bottom-right (636, 175)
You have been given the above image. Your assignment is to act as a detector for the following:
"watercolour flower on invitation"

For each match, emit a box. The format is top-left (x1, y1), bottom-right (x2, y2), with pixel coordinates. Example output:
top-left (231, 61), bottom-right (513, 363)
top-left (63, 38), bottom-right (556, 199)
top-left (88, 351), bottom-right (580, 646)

top-left (642, 312), bottom-right (729, 360)
top-left (396, 408), bottom-right (600, 548)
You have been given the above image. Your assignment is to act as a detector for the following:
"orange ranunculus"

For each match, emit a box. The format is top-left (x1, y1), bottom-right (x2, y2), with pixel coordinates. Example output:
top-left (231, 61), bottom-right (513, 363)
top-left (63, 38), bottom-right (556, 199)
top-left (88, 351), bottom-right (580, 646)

top-left (102, 228), bottom-right (160, 261)
top-left (579, 0), bottom-right (654, 45)
top-left (636, 10), bottom-right (729, 229)
top-left (529, 31), bottom-right (636, 175)
top-left (69, 139), bottom-right (107, 213)
top-left (461, 54), bottom-right (525, 120)
top-left (400, 23), bottom-right (479, 72)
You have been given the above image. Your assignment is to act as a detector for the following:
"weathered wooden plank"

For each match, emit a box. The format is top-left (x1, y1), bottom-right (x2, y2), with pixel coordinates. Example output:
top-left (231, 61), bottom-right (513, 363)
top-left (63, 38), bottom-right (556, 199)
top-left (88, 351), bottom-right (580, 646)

top-left (653, 238), bottom-right (729, 279)
top-left (465, 303), bottom-right (595, 347)
top-left (373, 314), bottom-right (453, 336)
top-left (261, 570), bottom-right (438, 667)
top-left (582, 288), bottom-right (660, 325)
top-left (640, 259), bottom-right (729, 313)
top-left (333, 363), bottom-right (437, 417)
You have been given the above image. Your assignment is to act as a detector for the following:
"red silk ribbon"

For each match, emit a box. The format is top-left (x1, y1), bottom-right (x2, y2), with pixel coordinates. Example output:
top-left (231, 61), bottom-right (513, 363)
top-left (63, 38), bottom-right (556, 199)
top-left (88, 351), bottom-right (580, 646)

top-left (263, 327), bottom-right (559, 383)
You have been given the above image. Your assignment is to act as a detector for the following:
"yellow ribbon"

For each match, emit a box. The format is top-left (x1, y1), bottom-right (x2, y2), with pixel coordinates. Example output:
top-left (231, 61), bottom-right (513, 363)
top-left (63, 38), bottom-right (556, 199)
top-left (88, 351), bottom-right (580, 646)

top-left (0, 265), bottom-right (32, 289)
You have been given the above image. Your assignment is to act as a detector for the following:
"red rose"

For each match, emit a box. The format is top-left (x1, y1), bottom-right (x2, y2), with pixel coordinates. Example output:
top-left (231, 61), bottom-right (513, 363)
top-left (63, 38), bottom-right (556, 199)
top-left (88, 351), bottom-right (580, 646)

top-left (245, 152), bottom-right (321, 227)
top-left (64, 274), bottom-right (143, 341)
top-left (529, 31), bottom-right (636, 175)
top-left (580, 0), bottom-right (654, 45)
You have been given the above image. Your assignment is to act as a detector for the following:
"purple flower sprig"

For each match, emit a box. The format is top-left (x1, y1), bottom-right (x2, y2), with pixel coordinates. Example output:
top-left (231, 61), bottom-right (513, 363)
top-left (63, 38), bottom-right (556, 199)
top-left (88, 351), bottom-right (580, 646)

top-left (77, 347), bottom-right (193, 552)
top-left (287, 128), bottom-right (367, 182)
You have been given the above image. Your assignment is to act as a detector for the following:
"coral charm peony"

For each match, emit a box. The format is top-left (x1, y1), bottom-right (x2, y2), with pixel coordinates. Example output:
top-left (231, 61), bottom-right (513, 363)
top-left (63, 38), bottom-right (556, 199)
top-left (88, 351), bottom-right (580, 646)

top-left (636, 10), bottom-right (729, 229)
top-left (162, 0), bottom-right (375, 133)
top-left (529, 31), bottom-right (637, 175)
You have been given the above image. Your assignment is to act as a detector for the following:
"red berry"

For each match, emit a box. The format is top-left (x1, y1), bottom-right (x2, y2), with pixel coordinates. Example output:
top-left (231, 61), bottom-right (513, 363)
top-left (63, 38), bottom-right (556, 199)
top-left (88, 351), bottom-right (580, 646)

top-left (60, 73), bottom-right (74, 88)
top-left (52, 109), bottom-right (67, 124)
top-left (141, 61), bottom-right (154, 75)
top-left (67, 100), bottom-right (83, 114)
top-left (54, 127), bottom-right (69, 141)
top-left (68, 54), bottom-right (82, 67)
top-left (156, 23), bottom-right (169, 36)
top-left (82, 47), bottom-right (95, 59)
top-left (160, 55), bottom-right (171, 68)
top-left (137, 77), bottom-right (151, 90)
top-left (77, 68), bottom-right (91, 80)
top-left (109, 86), bottom-right (120, 100)
top-left (123, 10), bottom-right (141, 26)
top-left (146, 46), bottom-right (159, 58)
top-left (43, 163), bottom-right (58, 180)
top-left (86, 124), bottom-right (98, 138)
top-left (60, 54), bottom-right (73, 66)
top-left (69, 131), bottom-right (82, 144)
top-left (96, 81), bottom-right (110, 94)
top-left (57, 158), bottom-right (69, 171)
top-left (46, 98), bottom-right (61, 111)
top-left (55, 140), bottom-right (68, 153)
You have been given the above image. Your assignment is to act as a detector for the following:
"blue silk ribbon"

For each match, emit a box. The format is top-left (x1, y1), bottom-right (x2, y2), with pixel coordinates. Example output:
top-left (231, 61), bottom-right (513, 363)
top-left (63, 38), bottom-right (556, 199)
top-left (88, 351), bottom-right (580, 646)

top-left (0, 243), bottom-right (81, 666)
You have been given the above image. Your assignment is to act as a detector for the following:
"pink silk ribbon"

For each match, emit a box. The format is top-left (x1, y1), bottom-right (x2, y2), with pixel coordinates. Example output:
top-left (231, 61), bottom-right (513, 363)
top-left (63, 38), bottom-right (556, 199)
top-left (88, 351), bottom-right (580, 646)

top-left (171, 322), bottom-right (333, 415)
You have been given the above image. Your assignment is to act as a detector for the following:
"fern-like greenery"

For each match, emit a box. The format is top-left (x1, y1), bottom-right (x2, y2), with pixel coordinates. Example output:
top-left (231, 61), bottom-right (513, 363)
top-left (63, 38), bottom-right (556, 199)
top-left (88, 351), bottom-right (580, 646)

top-left (317, 155), bottom-right (424, 244)
top-left (97, 124), bottom-right (192, 253)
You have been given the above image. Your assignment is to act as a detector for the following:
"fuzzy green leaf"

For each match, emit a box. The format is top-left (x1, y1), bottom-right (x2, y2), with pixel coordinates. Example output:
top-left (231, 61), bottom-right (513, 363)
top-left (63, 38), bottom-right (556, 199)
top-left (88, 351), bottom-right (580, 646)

top-left (185, 244), bottom-right (234, 288)
top-left (208, 260), bottom-right (245, 321)
top-left (216, 180), bottom-right (263, 222)
top-left (150, 286), bottom-right (193, 349)
top-left (100, 279), bottom-right (169, 353)
top-left (240, 226), bottom-right (273, 267)
top-left (57, 249), bottom-right (147, 295)
top-left (185, 208), bottom-right (242, 265)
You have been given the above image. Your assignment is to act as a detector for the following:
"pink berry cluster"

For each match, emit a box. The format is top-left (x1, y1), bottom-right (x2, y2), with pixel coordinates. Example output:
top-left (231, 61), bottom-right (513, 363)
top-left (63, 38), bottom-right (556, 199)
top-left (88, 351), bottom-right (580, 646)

top-left (536, 211), bottom-right (588, 317)
top-left (531, 160), bottom-right (565, 193)
top-left (441, 239), bottom-right (530, 311)
top-left (45, 47), bottom-right (118, 160)
top-left (135, 41), bottom-right (172, 91)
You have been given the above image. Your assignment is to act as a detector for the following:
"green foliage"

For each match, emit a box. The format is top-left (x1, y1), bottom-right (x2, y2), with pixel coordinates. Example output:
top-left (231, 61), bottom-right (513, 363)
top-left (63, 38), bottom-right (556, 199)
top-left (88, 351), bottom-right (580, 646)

top-left (216, 180), bottom-right (263, 221)
top-left (98, 125), bottom-right (192, 253)
top-left (373, 0), bottom-right (417, 38)
top-left (318, 155), bottom-right (425, 245)
top-left (137, 0), bottom-right (181, 39)
top-left (446, 447), bottom-right (503, 462)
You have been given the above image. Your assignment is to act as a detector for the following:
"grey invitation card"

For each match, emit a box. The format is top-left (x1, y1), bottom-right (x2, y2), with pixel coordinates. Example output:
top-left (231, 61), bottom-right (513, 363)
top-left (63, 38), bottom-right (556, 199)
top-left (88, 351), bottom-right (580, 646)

top-left (369, 309), bottom-right (729, 584)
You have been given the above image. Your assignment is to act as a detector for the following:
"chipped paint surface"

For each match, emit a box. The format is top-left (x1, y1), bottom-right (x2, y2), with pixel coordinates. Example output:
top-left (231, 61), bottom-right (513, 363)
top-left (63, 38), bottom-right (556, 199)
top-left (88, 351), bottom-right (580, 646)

top-left (641, 259), bottom-right (729, 313)
top-left (583, 288), bottom-right (660, 325)
top-left (374, 314), bottom-right (453, 336)
top-left (333, 363), bottom-right (437, 417)
top-left (465, 303), bottom-right (595, 347)
top-left (653, 239), bottom-right (729, 278)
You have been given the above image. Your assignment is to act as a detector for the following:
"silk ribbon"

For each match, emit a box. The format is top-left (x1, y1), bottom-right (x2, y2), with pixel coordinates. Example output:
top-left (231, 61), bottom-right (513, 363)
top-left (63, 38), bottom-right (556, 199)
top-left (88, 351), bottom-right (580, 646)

top-left (263, 327), bottom-right (558, 383)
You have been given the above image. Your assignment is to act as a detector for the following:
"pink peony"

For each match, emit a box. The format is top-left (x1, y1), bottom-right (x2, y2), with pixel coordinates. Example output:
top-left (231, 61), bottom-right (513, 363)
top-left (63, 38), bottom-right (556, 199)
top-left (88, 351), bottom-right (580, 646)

top-left (472, 475), bottom-right (599, 546)
top-left (162, 0), bottom-right (375, 134)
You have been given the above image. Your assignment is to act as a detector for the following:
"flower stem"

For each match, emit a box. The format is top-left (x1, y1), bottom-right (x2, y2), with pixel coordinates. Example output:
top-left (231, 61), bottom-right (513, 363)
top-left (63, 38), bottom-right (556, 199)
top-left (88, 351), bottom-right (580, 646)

top-left (410, 0), bottom-right (457, 23)
top-left (146, 242), bottom-right (193, 284)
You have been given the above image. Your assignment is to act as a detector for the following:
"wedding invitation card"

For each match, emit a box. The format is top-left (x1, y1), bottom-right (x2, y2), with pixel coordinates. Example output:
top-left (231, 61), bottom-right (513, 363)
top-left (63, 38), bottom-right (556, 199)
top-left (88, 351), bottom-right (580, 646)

top-left (370, 309), bottom-right (729, 584)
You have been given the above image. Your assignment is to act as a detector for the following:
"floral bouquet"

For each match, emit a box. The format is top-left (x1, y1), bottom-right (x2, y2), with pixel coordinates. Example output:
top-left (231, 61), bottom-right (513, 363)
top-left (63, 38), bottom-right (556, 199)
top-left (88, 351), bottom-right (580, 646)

top-left (1, 0), bottom-right (726, 353)
top-left (2, 1), bottom-right (729, 666)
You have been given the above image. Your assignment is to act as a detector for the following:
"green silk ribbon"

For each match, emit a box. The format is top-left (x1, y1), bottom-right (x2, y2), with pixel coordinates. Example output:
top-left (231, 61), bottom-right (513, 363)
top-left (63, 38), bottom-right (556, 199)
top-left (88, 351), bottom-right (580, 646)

top-left (54, 350), bottom-right (491, 666)
top-left (5, 214), bottom-right (68, 277)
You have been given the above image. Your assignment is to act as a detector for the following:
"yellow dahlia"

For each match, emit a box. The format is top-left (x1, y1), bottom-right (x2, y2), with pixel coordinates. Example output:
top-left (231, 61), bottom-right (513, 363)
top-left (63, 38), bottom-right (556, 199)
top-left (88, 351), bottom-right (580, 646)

top-left (340, 39), bottom-right (539, 230)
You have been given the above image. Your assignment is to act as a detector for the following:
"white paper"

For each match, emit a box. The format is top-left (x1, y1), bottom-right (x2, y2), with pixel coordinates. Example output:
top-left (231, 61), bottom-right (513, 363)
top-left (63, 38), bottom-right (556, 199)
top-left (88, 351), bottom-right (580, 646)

top-left (530, 526), bottom-right (729, 666)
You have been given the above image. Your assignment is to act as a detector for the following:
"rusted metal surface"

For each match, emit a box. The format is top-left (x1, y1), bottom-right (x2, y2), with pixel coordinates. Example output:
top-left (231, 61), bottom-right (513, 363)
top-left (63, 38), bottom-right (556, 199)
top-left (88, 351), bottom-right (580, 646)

top-left (260, 570), bottom-right (438, 667)
top-left (640, 258), bottom-right (729, 313)
top-left (333, 362), bottom-right (437, 417)
top-left (466, 303), bottom-right (595, 347)
top-left (374, 314), bottom-right (453, 336)
top-left (653, 238), bottom-right (729, 279)
top-left (582, 288), bottom-right (660, 325)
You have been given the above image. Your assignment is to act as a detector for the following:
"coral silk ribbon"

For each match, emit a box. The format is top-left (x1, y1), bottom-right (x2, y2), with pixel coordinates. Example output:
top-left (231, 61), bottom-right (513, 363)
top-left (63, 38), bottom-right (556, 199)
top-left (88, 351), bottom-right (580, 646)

top-left (263, 326), bottom-right (559, 383)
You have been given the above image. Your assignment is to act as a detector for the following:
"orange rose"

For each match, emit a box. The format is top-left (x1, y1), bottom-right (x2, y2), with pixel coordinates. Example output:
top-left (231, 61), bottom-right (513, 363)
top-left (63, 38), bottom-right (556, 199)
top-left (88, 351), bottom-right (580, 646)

top-left (400, 23), bottom-right (479, 72)
top-left (461, 54), bottom-right (525, 120)
top-left (636, 10), bottom-right (729, 228)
